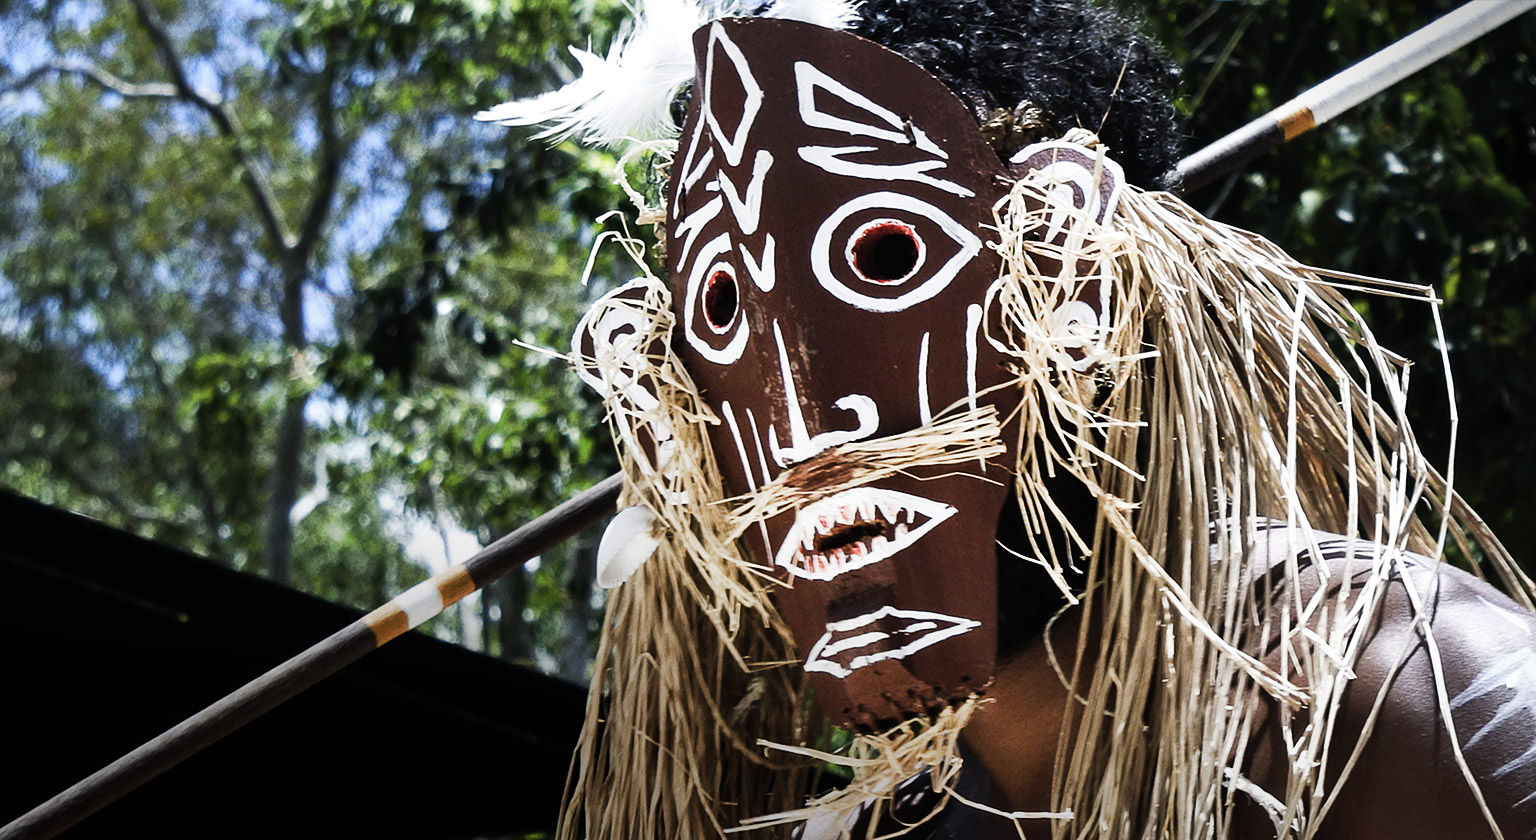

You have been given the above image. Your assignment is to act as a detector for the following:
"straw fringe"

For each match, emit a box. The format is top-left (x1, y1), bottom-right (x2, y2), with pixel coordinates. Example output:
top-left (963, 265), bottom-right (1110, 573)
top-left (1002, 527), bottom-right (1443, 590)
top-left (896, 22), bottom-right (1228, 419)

top-left (562, 137), bottom-right (1533, 839)
top-left (561, 255), bottom-right (815, 838)
top-left (990, 163), bottom-right (1530, 839)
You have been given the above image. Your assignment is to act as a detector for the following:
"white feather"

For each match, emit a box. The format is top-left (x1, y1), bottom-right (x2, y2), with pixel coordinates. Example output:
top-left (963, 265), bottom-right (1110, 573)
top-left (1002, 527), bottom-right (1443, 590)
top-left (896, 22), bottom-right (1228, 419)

top-left (474, 0), bottom-right (862, 145)
top-left (761, 0), bottom-right (861, 30)
top-left (475, 0), bottom-right (711, 145)
top-left (596, 506), bottom-right (661, 589)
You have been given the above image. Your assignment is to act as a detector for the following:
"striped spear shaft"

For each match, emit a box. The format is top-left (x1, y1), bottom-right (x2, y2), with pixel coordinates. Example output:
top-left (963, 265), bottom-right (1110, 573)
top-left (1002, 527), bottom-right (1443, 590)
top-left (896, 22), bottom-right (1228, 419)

top-left (0, 474), bottom-right (622, 840)
top-left (1171, 0), bottom-right (1536, 192)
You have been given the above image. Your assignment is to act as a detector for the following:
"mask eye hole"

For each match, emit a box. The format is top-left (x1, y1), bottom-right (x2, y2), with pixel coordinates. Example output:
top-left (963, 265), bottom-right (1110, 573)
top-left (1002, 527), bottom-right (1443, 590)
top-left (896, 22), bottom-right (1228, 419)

top-left (848, 220), bottom-right (924, 285)
top-left (703, 265), bottom-right (739, 333)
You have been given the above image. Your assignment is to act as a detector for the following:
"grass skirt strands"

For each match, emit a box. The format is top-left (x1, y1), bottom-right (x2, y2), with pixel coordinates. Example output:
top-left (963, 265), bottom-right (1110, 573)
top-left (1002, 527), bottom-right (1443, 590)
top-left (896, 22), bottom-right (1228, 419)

top-left (562, 253), bottom-right (816, 839)
top-left (993, 142), bottom-right (1532, 839)
top-left (563, 135), bottom-right (1534, 838)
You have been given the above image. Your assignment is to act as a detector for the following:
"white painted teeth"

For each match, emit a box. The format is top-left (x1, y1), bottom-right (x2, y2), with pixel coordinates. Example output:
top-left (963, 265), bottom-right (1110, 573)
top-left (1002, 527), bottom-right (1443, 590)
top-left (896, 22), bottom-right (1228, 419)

top-left (773, 487), bottom-right (957, 581)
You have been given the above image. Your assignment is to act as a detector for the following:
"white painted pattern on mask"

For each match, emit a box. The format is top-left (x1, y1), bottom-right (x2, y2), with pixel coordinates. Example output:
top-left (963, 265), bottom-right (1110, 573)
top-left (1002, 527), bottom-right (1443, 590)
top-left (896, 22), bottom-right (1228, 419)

top-left (810, 192), bottom-right (980, 313)
top-left (717, 148), bottom-right (774, 234)
top-left (739, 234), bottom-right (776, 292)
top-left (703, 23), bottom-right (764, 168)
top-left (805, 605), bottom-right (979, 679)
top-left (918, 331), bottom-right (932, 426)
top-left (672, 194), bottom-right (724, 271)
top-left (767, 319), bottom-right (879, 465)
top-left (722, 400), bottom-right (775, 561)
top-left (798, 144), bottom-right (972, 197)
top-left (794, 61), bottom-right (948, 159)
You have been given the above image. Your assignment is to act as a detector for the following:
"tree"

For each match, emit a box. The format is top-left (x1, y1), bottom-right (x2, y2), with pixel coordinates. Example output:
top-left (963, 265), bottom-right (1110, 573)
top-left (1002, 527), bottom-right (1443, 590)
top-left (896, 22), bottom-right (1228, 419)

top-left (0, 0), bottom-right (624, 672)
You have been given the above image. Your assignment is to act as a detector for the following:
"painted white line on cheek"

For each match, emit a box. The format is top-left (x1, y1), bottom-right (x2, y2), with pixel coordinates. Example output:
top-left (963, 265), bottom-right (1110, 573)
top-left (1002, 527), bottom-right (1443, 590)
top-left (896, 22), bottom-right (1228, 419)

top-left (723, 400), bottom-right (774, 563)
top-left (918, 331), bottom-right (932, 426)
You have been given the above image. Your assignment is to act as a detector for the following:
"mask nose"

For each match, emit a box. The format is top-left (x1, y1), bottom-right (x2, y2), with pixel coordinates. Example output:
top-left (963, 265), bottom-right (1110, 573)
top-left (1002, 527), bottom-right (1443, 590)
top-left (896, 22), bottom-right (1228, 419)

top-left (764, 319), bottom-right (880, 468)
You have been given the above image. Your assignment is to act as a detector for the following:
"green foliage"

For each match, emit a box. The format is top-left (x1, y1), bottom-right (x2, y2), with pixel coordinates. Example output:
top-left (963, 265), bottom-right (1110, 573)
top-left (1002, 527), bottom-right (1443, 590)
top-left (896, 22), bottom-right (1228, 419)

top-left (1142, 0), bottom-right (1536, 566)
top-left (0, 0), bottom-right (626, 673)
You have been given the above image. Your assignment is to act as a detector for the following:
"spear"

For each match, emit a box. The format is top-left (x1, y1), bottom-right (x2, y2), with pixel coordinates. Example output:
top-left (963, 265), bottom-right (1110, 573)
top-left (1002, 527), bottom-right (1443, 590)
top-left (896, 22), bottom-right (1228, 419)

top-left (5, 4), bottom-right (1534, 839)
top-left (0, 474), bottom-right (621, 840)
top-left (1171, 0), bottom-right (1536, 192)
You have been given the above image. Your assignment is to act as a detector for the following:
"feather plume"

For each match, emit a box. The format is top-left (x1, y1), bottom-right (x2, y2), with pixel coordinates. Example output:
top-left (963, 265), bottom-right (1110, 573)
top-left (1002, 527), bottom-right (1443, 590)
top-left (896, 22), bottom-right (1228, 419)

top-left (474, 0), bottom-right (710, 145)
top-left (761, 0), bottom-right (861, 29)
top-left (475, 0), bottom-right (863, 146)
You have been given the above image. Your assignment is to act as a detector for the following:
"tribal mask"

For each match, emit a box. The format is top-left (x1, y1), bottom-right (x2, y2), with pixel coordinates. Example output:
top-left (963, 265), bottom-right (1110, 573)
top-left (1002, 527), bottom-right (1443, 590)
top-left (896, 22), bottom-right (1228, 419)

top-left (666, 17), bottom-right (1019, 728)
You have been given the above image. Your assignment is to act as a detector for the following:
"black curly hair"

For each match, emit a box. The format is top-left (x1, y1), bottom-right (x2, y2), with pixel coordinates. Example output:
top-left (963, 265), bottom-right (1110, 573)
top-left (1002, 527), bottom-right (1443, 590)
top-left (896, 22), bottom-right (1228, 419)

top-left (847, 0), bottom-right (1182, 188)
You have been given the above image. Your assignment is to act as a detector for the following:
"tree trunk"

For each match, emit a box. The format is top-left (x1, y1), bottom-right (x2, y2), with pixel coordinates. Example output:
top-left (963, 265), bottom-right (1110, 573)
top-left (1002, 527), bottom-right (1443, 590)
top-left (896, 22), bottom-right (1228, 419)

top-left (556, 543), bottom-right (597, 682)
top-left (262, 388), bottom-right (306, 584)
top-left (495, 570), bottom-right (534, 663)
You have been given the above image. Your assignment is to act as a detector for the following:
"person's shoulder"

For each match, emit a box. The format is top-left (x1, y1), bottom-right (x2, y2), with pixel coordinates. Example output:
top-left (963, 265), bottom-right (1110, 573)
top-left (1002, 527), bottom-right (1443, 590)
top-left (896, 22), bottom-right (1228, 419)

top-left (1326, 549), bottom-right (1536, 839)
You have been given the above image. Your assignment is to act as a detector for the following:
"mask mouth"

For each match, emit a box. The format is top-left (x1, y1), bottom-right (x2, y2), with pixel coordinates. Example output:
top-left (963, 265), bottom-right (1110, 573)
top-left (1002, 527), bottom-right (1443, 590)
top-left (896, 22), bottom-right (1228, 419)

top-left (773, 487), bottom-right (955, 580)
top-left (804, 605), bottom-right (980, 678)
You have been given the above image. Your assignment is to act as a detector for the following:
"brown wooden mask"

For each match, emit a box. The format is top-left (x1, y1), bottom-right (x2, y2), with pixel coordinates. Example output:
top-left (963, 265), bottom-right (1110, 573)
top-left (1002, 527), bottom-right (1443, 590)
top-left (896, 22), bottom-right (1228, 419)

top-left (666, 17), bottom-right (1018, 729)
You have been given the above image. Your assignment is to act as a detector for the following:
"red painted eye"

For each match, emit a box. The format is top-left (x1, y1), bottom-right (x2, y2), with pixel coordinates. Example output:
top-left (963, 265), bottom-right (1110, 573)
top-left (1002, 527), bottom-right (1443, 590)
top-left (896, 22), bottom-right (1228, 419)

top-left (703, 266), bottom-right (739, 333)
top-left (849, 220), bottom-right (924, 285)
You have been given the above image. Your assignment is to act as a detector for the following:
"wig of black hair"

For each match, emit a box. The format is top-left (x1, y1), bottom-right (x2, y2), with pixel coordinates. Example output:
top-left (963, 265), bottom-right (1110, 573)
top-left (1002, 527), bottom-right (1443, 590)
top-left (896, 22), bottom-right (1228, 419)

top-left (849, 0), bottom-right (1183, 188)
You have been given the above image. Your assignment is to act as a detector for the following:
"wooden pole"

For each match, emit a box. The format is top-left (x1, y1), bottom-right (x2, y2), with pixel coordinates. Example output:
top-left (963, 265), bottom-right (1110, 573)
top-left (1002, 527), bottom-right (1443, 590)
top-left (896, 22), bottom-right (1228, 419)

top-left (1170, 0), bottom-right (1535, 192)
top-left (0, 473), bottom-right (623, 840)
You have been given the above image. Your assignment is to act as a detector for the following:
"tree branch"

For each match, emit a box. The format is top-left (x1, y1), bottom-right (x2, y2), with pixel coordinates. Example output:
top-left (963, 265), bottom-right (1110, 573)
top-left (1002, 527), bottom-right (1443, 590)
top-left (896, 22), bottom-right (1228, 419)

top-left (127, 0), bottom-right (296, 255)
top-left (4, 59), bottom-right (178, 99)
top-left (292, 63), bottom-right (345, 272)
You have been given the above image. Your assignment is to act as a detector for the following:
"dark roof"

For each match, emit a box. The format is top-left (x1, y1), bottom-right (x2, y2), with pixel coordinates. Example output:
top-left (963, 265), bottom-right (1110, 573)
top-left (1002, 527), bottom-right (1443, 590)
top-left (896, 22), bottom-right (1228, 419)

top-left (0, 491), bottom-right (586, 839)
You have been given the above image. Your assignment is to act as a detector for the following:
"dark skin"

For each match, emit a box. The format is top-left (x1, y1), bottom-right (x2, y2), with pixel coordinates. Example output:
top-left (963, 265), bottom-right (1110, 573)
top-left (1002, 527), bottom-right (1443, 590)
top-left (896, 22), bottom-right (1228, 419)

top-left (962, 528), bottom-right (1536, 839)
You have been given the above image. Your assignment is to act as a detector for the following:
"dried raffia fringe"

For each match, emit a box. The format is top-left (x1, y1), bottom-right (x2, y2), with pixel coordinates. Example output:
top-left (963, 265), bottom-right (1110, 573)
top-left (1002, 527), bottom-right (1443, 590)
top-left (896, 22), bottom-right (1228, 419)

top-left (560, 240), bottom-right (818, 838)
top-left (566, 262), bottom-right (1020, 838)
top-left (724, 406), bottom-right (1006, 541)
top-left (986, 153), bottom-right (1535, 840)
top-left (563, 134), bottom-right (1536, 839)
top-left (736, 698), bottom-right (1033, 839)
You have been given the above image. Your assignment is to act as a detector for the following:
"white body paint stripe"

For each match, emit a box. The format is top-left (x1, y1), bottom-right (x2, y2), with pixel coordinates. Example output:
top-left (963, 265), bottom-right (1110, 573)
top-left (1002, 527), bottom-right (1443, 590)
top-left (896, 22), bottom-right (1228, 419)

top-left (1452, 647), bottom-right (1536, 780)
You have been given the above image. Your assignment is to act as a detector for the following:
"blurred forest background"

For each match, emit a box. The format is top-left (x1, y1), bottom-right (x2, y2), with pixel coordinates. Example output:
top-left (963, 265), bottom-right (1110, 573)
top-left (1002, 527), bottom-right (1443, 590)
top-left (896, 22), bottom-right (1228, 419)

top-left (1, 0), bottom-right (1532, 682)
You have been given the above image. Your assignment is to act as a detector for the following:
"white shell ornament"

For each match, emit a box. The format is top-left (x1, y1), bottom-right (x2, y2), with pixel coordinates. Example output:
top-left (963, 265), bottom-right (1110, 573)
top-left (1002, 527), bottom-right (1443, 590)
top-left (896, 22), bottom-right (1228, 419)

top-left (596, 506), bottom-right (662, 589)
